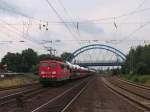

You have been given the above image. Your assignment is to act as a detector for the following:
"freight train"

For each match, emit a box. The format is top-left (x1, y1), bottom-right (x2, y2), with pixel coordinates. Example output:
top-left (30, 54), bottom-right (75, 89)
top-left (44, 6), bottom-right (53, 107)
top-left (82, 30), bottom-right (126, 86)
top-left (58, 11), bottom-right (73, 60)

top-left (39, 60), bottom-right (95, 86)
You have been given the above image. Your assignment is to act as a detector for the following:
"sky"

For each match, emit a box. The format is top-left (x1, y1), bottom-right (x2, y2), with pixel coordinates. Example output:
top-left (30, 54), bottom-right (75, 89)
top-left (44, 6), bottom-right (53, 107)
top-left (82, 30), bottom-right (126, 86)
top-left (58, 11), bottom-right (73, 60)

top-left (0, 0), bottom-right (150, 61)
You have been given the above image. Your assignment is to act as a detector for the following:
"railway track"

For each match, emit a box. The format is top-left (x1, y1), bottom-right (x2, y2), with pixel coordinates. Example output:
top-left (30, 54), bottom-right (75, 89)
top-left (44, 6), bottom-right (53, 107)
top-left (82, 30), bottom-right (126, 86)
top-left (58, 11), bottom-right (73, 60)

top-left (31, 77), bottom-right (93, 112)
top-left (0, 76), bottom-right (93, 112)
top-left (108, 76), bottom-right (150, 100)
top-left (0, 85), bottom-right (44, 106)
top-left (0, 83), bottom-right (39, 91)
top-left (0, 84), bottom-right (41, 97)
top-left (114, 76), bottom-right (150, 90)
top-left (101, 76), bottom-right (150, 111)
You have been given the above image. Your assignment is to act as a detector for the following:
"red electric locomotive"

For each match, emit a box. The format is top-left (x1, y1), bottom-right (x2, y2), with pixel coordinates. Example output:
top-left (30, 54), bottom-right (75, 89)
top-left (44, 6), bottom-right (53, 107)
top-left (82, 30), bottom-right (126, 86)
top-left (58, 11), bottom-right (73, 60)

top-left (39, 60), bottom-right (70, 85)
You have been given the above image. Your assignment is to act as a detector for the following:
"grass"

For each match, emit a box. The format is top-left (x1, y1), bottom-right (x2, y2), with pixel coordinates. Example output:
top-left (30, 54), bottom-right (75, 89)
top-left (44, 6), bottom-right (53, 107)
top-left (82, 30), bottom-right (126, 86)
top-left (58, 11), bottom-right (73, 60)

top-left (119, 74), bottom-right (150, 86)
top-left (0, 74), bottom-right (39, 88)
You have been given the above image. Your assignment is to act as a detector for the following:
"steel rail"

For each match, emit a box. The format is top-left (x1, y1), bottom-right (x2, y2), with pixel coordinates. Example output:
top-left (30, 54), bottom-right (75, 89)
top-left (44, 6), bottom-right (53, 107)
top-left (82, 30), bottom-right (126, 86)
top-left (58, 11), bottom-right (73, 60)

top-left (101, 77), bottom-right (150, 111)
top-left (0, 86), bottom-right (42, 106)
top-left (61, 77), bottom-right (92, 112)
top-left (115, 77), bottom-right (150, 90)
top-left (31, 77), bottom-right (91, 112)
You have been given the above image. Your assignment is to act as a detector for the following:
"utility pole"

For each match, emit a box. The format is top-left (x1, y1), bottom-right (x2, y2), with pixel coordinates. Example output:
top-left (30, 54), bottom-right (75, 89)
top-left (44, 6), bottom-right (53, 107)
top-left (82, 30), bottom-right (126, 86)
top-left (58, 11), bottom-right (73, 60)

top-left (42, 40), bottom-right (60, 56)
top-left (44, 46), bottom-right (56, 56)
top-left (129, 46), bottom-right (134, 75)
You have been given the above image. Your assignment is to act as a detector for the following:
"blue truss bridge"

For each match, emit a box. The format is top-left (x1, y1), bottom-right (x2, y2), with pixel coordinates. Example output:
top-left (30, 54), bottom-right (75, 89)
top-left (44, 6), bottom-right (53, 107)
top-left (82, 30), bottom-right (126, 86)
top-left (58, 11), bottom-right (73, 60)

top-left (66, 44), bottom-right (126, 67)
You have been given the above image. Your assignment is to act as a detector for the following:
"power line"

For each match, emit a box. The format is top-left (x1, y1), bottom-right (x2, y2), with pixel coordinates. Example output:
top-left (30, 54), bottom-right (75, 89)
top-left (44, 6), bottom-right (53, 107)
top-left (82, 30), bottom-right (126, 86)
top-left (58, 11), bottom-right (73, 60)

top-left (51, 7), bottom-right (150, 24)
top-left (125, 20), bottom-right (150, 40)
top-left (108, 0), bottom-right (149, 44)
top-left (1, 17), bottom-right (149, 46)
top-left (56, 0), bottom-right (82, 41)
top-left (45, 0), bottom-right (80, 45)
top-left (113, 20), bottom-right (150, 44)
top-left (56, 0), bottom-right (77, 29)
top-left (136, 0), bottom-right (146, 9)
top-left (1, 0), bottom-right (150, 46)
top-left (87, 8), bottom-right (150, 22)
top-left (0, 18), bottom-right (45, 50)
top-left (118, 0), bottom-right (147, 26)
top-left (40, 39), bottom-right (150, 42)
top-left (0, 0), bottom-right (150, 25)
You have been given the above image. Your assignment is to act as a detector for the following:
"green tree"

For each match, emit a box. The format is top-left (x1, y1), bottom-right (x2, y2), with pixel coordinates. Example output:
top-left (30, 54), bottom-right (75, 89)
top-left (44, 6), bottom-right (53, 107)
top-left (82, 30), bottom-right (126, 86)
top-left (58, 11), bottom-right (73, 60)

top-left (122, 44), bottom-right (150, 75)
top-left (60, 52), bottom-right (72, 61)
top-left (1, 52), bottom-right (22, 72)
top-left (136, 62), bottom-right (147, 74)
top-left (21, 48), bottom-right (38, 72)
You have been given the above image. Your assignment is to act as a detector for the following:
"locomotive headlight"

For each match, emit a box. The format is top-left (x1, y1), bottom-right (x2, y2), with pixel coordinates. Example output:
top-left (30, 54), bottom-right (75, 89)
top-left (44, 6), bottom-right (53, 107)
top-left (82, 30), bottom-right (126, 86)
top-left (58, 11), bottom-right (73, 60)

top-left (41, 71), bottom-right (45, 74)
top-left (42, 75), bottom-right (45, 78)
top-left (51, 75), bottom-right (55, 78)
top-left (52, 71), bottom-right (56, 75)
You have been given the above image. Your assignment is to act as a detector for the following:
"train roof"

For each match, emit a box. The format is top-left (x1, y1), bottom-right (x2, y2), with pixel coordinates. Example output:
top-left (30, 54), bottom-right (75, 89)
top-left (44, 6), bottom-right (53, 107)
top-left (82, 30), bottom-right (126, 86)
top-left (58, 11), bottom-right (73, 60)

top-left (40, 60), bottom-right (65, 64)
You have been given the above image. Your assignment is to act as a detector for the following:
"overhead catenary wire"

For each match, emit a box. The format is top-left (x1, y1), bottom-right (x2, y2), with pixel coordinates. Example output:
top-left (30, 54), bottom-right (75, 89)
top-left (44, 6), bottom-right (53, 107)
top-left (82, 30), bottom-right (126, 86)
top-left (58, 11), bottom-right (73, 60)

top-left (0, 18), bottom-right (46, 50)
top-left (135, 0), bottom-right (147, 10)
top-left (118, 0), bottom-right (147, 28)
top-left (108, 0), bottom-right (149, 45)
top-left (56, 0), bottom-right (83, 42)
top-left (123, 20), bottom-right (150, 40)
top-left (56, 0), bottom-right (78, 31)
top-left (116, 0), bottom-right (149, 41)
top-left (45, 0), bottom-right (80, 45)
top-left (41, 7), bottom-right (150, 24)
top-left (0, 0), bottom-right (150, 46)
top-left (1, 0), bottom-right (150, 25)
top-left (86, 7), bottom-right (150, 23)
top-left (41, 39), bottom-right (150, 43)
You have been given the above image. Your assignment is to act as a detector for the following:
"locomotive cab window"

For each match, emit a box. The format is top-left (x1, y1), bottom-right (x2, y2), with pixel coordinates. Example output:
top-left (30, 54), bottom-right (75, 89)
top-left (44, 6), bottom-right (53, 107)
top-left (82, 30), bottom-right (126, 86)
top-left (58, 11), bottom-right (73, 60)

top-left (40, 63), bottom-right (48, 67)
top-left (50, 63), bottom-right (56, 68)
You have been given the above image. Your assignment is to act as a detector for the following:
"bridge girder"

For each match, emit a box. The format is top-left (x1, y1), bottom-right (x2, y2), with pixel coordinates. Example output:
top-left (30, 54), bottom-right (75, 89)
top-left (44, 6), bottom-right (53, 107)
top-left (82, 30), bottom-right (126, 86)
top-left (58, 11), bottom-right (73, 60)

top-left (78, 62), bottom-right (123, 67)
top-left (66, 44), bottom-right (126, 67)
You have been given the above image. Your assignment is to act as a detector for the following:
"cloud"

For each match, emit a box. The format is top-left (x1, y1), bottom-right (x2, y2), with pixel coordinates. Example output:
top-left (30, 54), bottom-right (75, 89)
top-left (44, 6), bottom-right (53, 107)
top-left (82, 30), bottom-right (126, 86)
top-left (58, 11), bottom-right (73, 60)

top-left (0, 0), bottom-right (43, 18)
top-left (0, 0), bottom-right (22, 16)
top-left (77, 21), bottom-right (104, 35)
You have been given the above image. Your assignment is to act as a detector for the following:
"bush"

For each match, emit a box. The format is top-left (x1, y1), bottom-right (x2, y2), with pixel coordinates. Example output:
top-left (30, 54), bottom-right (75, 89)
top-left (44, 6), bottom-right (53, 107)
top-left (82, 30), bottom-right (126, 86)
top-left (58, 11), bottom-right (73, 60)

top-left (120, 74), bottom-right (150, 85)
